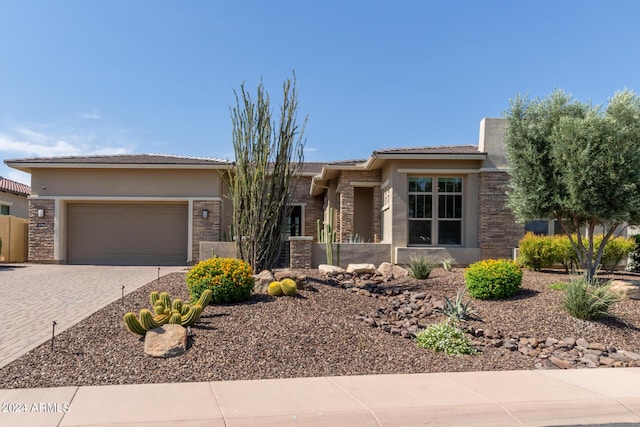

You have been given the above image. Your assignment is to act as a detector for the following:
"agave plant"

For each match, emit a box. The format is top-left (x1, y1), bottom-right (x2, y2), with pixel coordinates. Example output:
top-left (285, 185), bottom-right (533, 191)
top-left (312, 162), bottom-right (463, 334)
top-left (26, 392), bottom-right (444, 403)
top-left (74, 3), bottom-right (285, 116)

top-left (437, 288), bottom-right (480, 322)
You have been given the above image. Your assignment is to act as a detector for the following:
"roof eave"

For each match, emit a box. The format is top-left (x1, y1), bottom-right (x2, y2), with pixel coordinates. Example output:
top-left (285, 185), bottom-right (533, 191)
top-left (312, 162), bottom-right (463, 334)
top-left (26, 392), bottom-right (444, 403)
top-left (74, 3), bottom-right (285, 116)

top-left (4, 162), bottom-right (232, 172)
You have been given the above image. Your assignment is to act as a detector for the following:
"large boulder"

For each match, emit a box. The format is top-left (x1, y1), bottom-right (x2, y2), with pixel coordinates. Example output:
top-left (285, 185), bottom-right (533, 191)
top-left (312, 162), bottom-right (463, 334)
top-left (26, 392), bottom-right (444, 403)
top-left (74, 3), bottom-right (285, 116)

top-left (318, 264), bottom-right (345, 275)
top-left (346, 263), bottom-right (377, 275)
top-left (609, 280), bottom-right (640, 300)
top-left (253, 270), bottom-right (275, 294)
top-left (144, 324), bottom-right (188, 358)
top-left (378, 262), bottom-right (410, 280)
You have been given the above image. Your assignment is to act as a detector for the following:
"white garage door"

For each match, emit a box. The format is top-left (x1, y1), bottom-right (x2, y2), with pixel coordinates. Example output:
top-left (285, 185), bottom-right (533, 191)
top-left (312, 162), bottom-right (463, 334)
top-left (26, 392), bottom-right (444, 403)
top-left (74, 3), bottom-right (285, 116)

top-left (67, 203), bottom-right (188, 265)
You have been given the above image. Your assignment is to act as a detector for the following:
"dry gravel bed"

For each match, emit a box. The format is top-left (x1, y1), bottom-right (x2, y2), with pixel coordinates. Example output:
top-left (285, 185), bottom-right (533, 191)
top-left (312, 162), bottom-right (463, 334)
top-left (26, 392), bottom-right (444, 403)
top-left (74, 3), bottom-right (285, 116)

top-left (1, 268), bottom-right (639, 389)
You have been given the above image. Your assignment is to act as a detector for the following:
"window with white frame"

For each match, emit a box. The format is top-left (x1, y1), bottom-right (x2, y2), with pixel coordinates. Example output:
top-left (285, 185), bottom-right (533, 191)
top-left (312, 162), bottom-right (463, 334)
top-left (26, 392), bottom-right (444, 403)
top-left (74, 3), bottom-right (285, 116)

top-left (408, 177), bottom-right (462, 245)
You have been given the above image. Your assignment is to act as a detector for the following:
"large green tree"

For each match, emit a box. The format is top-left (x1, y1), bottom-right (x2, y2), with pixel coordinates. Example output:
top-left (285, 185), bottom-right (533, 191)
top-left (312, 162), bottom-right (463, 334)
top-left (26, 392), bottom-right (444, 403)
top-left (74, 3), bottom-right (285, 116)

top-left (504, 89), bottom-right (640, 280)
top-left (228, 74), bottom-right (306, 272)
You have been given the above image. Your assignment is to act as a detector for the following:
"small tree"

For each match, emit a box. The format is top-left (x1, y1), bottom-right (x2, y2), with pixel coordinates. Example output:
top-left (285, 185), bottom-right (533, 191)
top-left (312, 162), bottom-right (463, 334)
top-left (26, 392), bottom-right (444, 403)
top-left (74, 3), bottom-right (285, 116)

top-left (504, 89), bottom-right (640, 281)
top-left (228, 74), bottom-right (306, 272)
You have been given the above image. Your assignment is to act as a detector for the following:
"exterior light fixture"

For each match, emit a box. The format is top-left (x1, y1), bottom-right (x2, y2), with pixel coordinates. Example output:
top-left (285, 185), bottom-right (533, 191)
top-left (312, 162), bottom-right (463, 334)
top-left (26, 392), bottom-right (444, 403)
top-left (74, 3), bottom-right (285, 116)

top-left (37, 208), bottom-right (45, 218)
top-left (202, 209), bottom-right (209, 219)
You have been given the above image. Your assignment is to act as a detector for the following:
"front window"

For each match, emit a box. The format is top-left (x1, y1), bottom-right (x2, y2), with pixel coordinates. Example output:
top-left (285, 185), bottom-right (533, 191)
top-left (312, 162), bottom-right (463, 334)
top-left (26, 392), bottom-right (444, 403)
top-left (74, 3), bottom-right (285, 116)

top-left (0, 205), bottom-right (9, 215)
top-left (408, 177), bottom-right (462, 245)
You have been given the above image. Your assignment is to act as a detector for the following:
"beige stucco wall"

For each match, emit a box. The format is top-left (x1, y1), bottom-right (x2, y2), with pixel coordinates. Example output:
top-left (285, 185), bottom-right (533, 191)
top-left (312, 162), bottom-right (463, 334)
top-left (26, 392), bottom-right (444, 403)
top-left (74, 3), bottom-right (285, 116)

top-left (386, 158), bottom-right (483, 263)
top-left (0, 191), bottom-right (29, 218)
top-left (30, 168), bottom-right (224, 198)
top-left (479, 118), bottom-right (507, 169)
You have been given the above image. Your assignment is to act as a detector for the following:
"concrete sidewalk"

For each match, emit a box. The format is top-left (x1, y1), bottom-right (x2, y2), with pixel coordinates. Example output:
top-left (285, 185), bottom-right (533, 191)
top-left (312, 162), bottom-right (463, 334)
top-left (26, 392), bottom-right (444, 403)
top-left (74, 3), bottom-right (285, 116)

top-left (1, 368), bottom-right (639, 426)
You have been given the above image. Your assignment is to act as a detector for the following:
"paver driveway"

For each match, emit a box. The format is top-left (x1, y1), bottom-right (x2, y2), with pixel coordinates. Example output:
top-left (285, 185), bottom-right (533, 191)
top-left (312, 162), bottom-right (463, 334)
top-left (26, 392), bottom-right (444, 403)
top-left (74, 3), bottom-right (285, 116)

top-left (0, 264), bottom-right (186, 368)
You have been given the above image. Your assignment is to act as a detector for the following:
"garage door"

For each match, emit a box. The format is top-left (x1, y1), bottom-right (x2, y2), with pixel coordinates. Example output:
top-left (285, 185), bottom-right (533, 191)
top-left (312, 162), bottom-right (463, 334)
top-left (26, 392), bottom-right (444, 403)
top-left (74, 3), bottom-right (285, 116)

top-left (67, 203), bottom-right (188, 265)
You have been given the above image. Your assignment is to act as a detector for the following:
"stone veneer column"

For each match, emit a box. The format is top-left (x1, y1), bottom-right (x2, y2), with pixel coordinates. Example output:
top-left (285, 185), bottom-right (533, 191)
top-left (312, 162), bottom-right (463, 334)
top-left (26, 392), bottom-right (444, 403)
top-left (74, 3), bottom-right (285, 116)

top-left (339, 186), bottom-right (354, 243)
top-left (478, 172), bottom-right (523, 259)
top-left (289, 236), bottom-right (312, 269)
top-left (192, 200), bottom-right (221, 262)
top-left (372, 185), bottom-right (381, 243)
top-left (28, 199), bottom-right (55, 262)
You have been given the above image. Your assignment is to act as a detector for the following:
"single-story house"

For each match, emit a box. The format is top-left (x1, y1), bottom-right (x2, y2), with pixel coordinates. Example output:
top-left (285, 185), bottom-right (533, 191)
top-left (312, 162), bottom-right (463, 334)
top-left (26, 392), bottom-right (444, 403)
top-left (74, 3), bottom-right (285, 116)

top-left (5, 118), bottom-right (524, 266)
top-left (0, 176), bottom-right (31, 218)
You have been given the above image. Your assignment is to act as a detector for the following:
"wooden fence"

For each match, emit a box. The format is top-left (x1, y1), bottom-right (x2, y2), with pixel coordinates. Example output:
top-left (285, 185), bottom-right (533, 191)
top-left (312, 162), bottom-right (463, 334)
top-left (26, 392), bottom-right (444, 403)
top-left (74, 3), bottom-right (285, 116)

top-left (0, 215), bottom-right (28, 262)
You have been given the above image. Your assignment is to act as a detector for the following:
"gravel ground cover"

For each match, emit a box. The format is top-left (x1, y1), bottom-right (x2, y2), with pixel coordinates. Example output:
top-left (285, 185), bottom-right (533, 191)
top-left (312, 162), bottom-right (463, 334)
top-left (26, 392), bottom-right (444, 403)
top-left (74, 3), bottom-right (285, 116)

top-left (1, 268), bottom-right (639, 389)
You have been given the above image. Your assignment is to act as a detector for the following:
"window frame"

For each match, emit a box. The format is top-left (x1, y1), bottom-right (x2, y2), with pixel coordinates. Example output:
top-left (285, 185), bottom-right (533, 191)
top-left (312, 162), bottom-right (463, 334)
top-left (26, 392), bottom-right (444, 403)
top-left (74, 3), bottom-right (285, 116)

top-left (407, 176), bottom-right (463, 246)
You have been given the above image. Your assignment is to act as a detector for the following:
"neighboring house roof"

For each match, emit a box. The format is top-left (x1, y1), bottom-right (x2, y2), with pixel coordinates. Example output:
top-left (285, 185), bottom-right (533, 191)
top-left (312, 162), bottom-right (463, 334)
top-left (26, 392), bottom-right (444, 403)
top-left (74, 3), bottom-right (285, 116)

top-left (373, 145), bottom-right (482, 155)
top-left (0, 176), bottom-right (31, 196)
top-left (5, 154), bottom-right (232, 173)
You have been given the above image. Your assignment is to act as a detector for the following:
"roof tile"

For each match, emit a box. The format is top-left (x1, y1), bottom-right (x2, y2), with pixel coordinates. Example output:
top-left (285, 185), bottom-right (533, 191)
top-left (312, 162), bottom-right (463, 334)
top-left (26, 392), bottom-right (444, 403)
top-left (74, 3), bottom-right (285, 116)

top-left (0, 177), bottom-right (31, 196)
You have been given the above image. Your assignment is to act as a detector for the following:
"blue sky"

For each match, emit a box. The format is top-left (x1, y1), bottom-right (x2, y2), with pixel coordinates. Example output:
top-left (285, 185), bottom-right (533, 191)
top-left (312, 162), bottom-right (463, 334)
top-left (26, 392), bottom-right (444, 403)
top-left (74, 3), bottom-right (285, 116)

top-left (2, 1), bottom-right (640, 185)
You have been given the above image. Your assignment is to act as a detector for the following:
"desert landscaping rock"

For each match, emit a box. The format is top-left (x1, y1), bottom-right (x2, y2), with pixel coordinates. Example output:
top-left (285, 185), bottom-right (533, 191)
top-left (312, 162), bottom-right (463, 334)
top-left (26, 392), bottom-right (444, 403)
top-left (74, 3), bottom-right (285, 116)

top-left (609, 280), bottom-right (640, 299)
top-left (317, 264), bottom-right (345, 275)
top-left (252, 270), bottom-right (275, 294)
top-left (346, 263), bottom-right (377, 274)
top-left (144, 324), bottom-right (188, 358)
top-left (0, 268), bottom-right (639, 389)
top-left (378, 262), bottom-right (410, 280)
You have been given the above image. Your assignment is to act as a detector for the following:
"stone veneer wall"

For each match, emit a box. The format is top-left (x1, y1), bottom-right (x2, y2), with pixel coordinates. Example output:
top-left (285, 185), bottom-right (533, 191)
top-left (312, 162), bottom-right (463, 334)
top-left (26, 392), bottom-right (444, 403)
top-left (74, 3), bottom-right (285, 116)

top-left (28, 199), bottom-right (55, 262)
top-left (478, 172), bottom-right (523, 259)
top-left (337, 170), bottom-right (382, 243)
top-left (289, 237), bottom-right (312, 269)
top-left (192, 200), bottom-right (221, 262)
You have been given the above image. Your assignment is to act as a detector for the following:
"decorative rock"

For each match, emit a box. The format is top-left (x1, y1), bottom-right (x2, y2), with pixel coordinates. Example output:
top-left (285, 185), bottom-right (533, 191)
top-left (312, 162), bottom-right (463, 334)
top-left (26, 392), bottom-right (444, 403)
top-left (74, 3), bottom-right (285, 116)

top-left (576, 338), bottom-right (589, 349)
top-left (346, 263), bottom-right (377, 274)
top-left (587, 342), bottom-right (607, 352)
top-left (617, 350), bottom-right (640, 361)
top-left (609, 280), bottom-right (640, 299)
top-left (549, 356), bottom-right (575, 369)
top-left (144, 325), bottom-right (188, 358)
top-left (378, 262), bottom-right (410, 279)
top-left (253, 270), bottom-right (275, 294)
top-left (562, 337), bottom-right (576, 348)
top-left (599, 357), bottom-right (615, 366)
top-left (502, 341), bottom-right (515, 350)
top-left (545, 338), bottom-right (559, 347)
top-left (318, 264), bottom-right (346, 275)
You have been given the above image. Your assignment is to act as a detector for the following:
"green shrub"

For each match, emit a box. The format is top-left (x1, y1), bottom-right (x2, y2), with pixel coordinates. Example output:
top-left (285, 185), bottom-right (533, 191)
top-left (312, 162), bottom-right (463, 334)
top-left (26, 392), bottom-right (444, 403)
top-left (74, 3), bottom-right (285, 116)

top-left (550, 235), bottom-right (579, 273)
top-left (518, 233), bottom-right (635, 273)
top-left (464, 259), bottom-right (522, 299)
top-left (407, 255), bottom-right (438, 280)
top-left (415, 320), bottom-right (477, 355)
top-left (517, 232), bottom-right (555, 271)
top-left (563, 277), bottom-right (622, 320)
top-left (598, 235), bottom-right (636, 273)
top-left (186, 257), bottom-right (255, 304)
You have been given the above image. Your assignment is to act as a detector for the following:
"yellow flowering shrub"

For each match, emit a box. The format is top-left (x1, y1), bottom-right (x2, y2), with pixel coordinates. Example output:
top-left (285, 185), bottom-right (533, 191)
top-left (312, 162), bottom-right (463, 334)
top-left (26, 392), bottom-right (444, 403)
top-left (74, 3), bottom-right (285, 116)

top-left (464, 259), bottom-right (522, 299)
top-left (186, 257), bottom-right (254, 304)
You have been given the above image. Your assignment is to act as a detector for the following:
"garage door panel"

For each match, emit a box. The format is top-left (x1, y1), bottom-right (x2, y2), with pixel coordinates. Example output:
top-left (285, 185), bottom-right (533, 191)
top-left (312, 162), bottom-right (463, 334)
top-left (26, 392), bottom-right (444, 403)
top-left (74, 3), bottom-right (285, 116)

top-left (67, 203), bottom-right (187, 265)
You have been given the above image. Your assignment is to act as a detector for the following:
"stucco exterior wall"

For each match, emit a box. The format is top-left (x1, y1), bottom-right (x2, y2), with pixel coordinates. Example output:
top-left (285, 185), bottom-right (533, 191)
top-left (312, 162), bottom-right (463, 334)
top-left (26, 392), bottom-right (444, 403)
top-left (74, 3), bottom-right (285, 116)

top-left (30, 168), bottom-right (223, 198)
top-left (386, 159), bottom-right (483, 263)
top-left (0, 191), bottom-right (29, 218)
